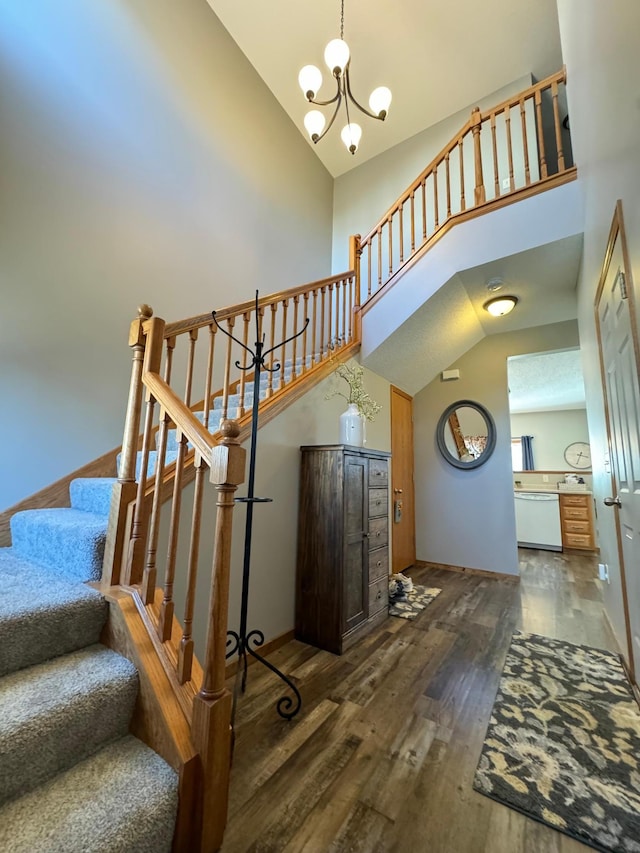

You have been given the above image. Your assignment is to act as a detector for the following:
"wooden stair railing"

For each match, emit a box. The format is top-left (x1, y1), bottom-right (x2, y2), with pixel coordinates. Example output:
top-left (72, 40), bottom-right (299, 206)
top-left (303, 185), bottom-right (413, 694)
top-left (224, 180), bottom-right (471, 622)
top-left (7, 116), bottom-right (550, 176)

top-left (354, 69), bottom-right (575, 309)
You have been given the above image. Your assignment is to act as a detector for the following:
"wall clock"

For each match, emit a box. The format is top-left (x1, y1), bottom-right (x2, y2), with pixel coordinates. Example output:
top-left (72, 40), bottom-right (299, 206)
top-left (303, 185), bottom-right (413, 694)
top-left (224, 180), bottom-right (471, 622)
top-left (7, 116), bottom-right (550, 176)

top-left (563, 441), bottom-right (591, 469)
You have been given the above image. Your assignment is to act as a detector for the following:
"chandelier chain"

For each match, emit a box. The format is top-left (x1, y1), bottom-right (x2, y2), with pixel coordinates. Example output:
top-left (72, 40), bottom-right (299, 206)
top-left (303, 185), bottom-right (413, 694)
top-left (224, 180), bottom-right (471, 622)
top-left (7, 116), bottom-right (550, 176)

top-left (340, 0), bottom-right (344, 40)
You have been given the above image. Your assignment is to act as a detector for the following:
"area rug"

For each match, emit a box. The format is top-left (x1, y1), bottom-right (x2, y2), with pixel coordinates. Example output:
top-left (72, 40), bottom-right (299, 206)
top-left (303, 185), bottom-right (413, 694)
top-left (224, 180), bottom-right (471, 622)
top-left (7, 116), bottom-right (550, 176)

top-left (473, 631), bottom-right (640, 852)
top-left (388, 585), bottom-right (441, 620)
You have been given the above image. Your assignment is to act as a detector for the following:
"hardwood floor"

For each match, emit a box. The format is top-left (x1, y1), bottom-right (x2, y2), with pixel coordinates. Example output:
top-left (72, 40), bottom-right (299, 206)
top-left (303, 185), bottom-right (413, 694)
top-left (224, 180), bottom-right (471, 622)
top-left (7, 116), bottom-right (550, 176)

top-left (221, 550), bottom-right (618, 852)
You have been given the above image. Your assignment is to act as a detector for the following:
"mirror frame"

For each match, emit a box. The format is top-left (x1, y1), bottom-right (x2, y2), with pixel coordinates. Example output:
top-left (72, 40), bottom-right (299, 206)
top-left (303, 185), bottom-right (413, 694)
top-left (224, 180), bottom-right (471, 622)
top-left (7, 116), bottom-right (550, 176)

top-left (436, 399), bottom-right (497, 470)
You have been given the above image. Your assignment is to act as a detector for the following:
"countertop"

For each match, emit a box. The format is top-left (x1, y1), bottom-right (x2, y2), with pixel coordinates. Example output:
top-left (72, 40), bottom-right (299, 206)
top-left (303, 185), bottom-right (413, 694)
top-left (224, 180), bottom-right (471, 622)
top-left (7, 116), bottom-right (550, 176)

top-left (514, 485), bottom-right (592, 496)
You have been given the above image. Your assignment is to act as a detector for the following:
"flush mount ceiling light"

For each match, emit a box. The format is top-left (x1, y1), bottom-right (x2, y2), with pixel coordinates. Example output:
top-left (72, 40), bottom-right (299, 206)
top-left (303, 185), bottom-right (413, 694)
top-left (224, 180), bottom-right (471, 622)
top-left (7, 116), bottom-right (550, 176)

top-left (298, 0), bottom-right (391, 155)
top-left (484, 295), bottom-right (518, 317)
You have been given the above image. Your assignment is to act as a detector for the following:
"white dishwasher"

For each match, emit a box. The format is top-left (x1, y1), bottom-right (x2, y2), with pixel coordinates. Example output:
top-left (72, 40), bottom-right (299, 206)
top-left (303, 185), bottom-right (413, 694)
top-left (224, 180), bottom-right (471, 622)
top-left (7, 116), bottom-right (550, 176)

top-left (514, 492), bottom-right (562, 551)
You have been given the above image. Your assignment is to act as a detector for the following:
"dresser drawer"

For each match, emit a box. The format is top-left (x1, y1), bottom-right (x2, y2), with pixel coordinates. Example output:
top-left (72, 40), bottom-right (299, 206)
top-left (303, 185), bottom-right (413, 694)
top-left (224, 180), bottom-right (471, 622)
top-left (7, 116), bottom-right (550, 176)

top-left (561, 494), bottom-right (589, 507)
top-left (563, 519), bottom-right (591, 534)
top-left (369, 547), bottom-right (389, 581)
top-left (368, 517), bottom-right (388, 549)
top-left (368, 576), bottom-right (388, 615)
top-left (369, 488), bottom-right (388, 518)
top-left (369, 458), bottom-right (388, 486)
top-left (564, 532), bottom-right (593, 549)
top-left (562, 506), bottom-right (589, 521)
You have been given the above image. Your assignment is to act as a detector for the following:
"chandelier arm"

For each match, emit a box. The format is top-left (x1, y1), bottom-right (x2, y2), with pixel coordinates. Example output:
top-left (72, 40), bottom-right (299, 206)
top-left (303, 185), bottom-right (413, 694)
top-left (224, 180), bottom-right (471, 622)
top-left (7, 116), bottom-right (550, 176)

top-left (310, 86), bottom-right (344, 144)
top-left (307, 79), bottom-right (341, 108)
top-left (344, 68), bottom-right (387, 121)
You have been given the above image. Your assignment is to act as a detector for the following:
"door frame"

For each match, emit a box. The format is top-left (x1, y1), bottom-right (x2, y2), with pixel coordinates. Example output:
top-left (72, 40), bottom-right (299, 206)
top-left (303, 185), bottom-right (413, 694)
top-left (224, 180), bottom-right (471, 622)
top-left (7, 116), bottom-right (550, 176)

top-left (390, 385), bottom-right (416, 573)
top-left (593, 199), bottom-right (640, 678)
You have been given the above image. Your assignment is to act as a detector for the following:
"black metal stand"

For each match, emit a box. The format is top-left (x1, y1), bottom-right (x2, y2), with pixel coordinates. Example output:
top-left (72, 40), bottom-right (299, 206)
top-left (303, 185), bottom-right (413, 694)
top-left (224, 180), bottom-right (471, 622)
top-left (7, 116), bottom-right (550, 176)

top-left (211, 293), bottom-right (307, 725)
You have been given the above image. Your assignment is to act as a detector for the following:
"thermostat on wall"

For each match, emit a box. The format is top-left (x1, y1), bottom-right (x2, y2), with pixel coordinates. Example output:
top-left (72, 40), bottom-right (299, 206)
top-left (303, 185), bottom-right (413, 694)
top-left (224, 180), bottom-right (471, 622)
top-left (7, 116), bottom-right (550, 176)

top-left (441, 369), bottom-right (460, 381)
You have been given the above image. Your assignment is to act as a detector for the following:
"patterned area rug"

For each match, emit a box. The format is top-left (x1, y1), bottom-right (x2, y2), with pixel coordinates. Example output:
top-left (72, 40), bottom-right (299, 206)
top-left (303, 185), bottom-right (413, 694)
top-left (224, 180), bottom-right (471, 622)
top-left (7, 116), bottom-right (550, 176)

top-left (474, 631), bottom-right (640, 852)
top-left (388, 585), bottom-right (441, 620)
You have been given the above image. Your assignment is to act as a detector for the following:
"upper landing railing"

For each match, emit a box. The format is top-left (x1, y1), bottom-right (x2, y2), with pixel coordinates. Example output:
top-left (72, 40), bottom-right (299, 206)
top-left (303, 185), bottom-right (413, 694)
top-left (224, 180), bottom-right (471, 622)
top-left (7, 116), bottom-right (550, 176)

top-left (354, 69), bottom-right (575, 307)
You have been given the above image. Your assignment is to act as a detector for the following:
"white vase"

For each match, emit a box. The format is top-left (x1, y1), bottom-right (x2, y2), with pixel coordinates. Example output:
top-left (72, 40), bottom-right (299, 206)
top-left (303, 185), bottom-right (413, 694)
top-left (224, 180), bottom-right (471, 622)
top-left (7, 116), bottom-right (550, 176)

top-left (339, 403), bottom-right (364, 446)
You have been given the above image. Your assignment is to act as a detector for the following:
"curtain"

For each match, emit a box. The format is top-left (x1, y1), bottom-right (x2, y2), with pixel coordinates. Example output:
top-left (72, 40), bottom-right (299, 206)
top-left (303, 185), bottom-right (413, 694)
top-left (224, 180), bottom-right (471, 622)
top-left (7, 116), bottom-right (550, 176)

top-left (521, 435), bottom-right (534, 470)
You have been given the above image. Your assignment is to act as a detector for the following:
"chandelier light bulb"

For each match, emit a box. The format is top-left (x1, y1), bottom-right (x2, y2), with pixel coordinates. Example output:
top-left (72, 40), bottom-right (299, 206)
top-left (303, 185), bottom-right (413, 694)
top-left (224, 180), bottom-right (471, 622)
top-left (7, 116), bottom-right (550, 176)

top-left (341, 122), bottom-right (362, 154)
top-left (304, 110), bottom-right (326, 141)
top-left (368, 86), bottom-right (392, 119)
top-left (484, 296), bottom-right (518, 317)
top-left (324, 38), bottom-right (350, 76)
top-left (298, 65), bottom-right (323, 100)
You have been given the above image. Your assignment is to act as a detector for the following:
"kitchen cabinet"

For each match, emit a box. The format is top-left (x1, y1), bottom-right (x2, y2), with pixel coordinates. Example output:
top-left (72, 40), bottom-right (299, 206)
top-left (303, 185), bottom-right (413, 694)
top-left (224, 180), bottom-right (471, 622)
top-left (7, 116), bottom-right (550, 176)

top-left (295, 445), bottom-right (391, 654)
top-left (559, 493), bottom-right (596, 550)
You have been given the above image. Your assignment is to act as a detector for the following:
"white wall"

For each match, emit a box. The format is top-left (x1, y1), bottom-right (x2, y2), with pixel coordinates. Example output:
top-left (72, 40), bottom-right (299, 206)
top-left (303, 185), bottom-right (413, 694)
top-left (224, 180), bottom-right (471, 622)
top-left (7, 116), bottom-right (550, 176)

top-left (156, 361), bottom-right (391, 650)
top-left (413, 320), bottom-right (579, 575)
top-left (557, 0), bottom-right (640, 658)
top-left (0, 0), bottom-right (333, 511)
top-left (510, 409), bottom-right (589, 470)
top-left (331, 75), bottom-right (535, 273)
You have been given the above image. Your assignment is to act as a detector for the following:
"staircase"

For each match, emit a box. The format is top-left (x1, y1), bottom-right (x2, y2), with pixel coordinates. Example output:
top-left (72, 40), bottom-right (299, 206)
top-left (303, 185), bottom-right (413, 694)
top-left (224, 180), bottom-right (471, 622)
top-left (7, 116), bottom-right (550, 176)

top-left (0, 480), bottom-right (178, 852)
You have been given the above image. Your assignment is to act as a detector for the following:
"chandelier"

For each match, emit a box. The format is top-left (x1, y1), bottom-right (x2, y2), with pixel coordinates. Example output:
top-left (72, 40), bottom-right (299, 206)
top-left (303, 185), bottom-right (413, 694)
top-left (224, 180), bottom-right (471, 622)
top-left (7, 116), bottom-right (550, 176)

top-left (298, 0), bottom-right (392, 155)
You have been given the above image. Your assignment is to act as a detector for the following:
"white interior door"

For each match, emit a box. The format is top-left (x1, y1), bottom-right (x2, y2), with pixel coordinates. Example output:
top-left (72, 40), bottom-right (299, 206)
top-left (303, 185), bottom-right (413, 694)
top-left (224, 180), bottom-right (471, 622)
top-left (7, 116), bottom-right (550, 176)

top-left (596, 201), bottom-right (640, 681)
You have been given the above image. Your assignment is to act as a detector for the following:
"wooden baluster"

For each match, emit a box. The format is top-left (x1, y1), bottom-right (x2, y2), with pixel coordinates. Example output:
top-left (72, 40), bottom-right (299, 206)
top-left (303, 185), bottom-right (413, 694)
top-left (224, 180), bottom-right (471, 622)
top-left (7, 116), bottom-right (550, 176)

top-left (334, 281), bottom-right (341, 347)
top-left (433, 167), bottom-right (439, 230)
top-left (191, 421), bottom-right (246, 853)
top-left (505, 107), bottom-right (515, 191)
top-left (221, 317), bottom-right (235, 420)
top-left (387, 215), bottom-right (393, 278)
top-left (302, 292), bottom-right (309, 370)
top-left (409, 191), bottom-right (415, 254)
top-left (177, 447), bottom-right (205, 684)
top-left (268, 303), bottom-right (277, 395)
top-left (399, 205), bottom-right (404, 264)
top-left (280, 298), bottom-right (289, 380)
top-left (327, 283), bottom-right (333, 351)
top-left (341, 277), bottom-right (347, 346)
top-left (292, 295), bottom-right (299, 378)
top-left (348, 233), bottom-right (361, 307)
top-left (458, 137), bottom-right (465, 212)
top-left (520, 98), bottom-right (531, 185)
top-left (238, 312), bottom-right (250, 417)
top-left (534, 89), bottom-right (548, 178)
top-left (422, 179), bottom-right (427, 239)
top-left (347, 276), bottom-right (353, 342)
top-left (202, 324), bottom-right (216, 431)
top-left (311, 289), bottom-right (318, 365)
top-left (366, 241), bottom-right (372, 299)
top-left (102, 304), bottom-right (153, 586)
top-left (445, 151), bottom-right (451, 218)
top-left (551, 81), bottom-right (565, 172)
top-left (158, 329), bottom-right (197, 639)
top-left (490, 112), bottom-right (500, 196)
top-left (377, 226), bottom-right (382, 290)
top-left (319, 285), bottom-right (326, 359)
top-left (470, 107), bottom-right (486, 205)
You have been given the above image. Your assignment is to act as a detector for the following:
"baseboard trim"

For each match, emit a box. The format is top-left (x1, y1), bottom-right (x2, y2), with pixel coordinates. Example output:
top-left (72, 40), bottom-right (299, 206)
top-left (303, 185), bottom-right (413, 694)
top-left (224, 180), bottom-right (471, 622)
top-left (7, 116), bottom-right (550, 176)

top-left (415, 560), bottom-right (520, 583)
top-left (224, 629), bottom-right (295, 678)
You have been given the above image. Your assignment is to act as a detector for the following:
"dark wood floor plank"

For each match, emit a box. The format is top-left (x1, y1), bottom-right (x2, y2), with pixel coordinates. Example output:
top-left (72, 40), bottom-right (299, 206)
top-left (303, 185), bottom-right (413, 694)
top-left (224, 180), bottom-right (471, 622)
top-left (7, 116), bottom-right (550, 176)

top-left (222, 548), bottom-right (617, 852)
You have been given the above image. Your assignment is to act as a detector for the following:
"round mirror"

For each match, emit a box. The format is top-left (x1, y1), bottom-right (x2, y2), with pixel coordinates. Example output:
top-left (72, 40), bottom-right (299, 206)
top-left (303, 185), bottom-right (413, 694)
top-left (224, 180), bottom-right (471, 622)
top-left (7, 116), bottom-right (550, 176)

top-left (436, 400), bottom-right (496, 469)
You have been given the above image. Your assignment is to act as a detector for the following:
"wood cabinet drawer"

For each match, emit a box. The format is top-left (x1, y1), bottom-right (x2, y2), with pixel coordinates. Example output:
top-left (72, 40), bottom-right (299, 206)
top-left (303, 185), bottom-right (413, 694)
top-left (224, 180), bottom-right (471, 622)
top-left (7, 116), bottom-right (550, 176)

top-left (560, 494), bottom-right (589, 507)
top-left (369, 547), bottom-right (389, 581)
top-left (369, 488), bottom-right (388, 518)
top-left (562, 506), bottom-right (589, 521)
top-left (369, 458), bottom-right (388, 486)
top-left (564, 532), bottom-right (593, 549)
top-left (563, 519), bottom-right (591, 534)
top-left (369, 576), bottom-right (388, 615)
top-left (368, 517), bottom-right (388, 549)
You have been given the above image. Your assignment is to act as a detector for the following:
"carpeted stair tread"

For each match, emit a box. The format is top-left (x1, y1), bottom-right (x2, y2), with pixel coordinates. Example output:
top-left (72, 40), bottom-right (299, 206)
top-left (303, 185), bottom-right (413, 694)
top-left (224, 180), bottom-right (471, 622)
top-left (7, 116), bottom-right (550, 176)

top-left (70, 478), bottom-right (116, 517)
top-left (0, 644), bottom-right (138, 806)
top-left (116, 449), bottom-right (179, 481)
top-left (0, 734), bottom-right (178, 853)
top-left (10, 508), bottom-right (107, 583)
top-left (0, 550), bottom-right (107, 677)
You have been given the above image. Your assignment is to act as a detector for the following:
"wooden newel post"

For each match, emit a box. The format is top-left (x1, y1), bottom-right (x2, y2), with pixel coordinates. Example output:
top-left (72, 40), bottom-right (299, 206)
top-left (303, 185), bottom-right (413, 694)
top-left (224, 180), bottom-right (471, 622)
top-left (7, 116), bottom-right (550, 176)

top-left (471, 108), bottom-right (486, 206)
top-left (191, 420), bottom-right (246, 853)
top-left (101, 305), bottom-right (153, 586)
top-left (349, 233), bottom-right (362, 308)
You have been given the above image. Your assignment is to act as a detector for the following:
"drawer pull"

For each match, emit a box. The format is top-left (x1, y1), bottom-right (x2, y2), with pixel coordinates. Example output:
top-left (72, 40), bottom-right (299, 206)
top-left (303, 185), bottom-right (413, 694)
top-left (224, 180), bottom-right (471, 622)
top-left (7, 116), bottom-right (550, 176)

top-left (376, 590), bottom-right (382, 600)
top-left (377, 560), bottom-right (382, 567)
top-left (376, 500), bottom-right (382, 505)
top-left (376, 531), bottom-right (381, 537)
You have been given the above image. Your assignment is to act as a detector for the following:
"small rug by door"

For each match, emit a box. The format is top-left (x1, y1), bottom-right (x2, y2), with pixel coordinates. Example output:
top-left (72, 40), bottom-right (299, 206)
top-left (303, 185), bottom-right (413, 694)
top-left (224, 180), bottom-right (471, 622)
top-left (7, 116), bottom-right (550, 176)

top-left (473, 631), bottom-right (640, 852)
top-left (388, 585), bottom-right (441, 620)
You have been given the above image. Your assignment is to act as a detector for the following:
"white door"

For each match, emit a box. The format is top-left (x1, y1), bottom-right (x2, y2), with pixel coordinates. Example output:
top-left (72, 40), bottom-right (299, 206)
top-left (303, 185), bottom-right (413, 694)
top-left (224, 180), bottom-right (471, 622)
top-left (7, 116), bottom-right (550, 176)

top-left (595, 201), bottom-right (640, 681)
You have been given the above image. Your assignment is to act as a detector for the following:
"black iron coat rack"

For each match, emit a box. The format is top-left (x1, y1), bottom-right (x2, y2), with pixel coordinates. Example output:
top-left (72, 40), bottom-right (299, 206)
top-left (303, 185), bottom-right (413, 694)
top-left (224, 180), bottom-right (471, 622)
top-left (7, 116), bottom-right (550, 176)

top-left (211, 292), bottom-right (306, 724)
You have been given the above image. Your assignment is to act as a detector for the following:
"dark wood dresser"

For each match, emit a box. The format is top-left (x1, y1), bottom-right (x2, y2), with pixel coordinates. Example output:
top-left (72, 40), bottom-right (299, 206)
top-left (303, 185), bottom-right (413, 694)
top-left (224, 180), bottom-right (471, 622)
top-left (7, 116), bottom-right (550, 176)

top-left (295, 444), bottom-right (391, 654)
